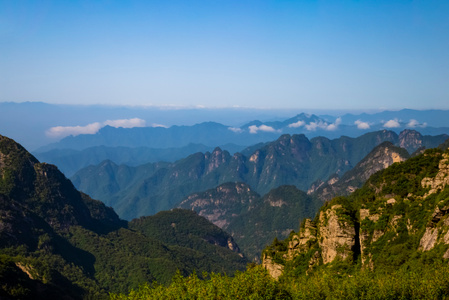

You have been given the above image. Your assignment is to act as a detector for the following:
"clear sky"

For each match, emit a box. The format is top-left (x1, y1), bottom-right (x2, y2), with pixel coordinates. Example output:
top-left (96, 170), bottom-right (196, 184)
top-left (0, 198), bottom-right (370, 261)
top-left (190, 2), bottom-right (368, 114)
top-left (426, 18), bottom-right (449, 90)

top-left (1, 0), bottom-right (448, 110)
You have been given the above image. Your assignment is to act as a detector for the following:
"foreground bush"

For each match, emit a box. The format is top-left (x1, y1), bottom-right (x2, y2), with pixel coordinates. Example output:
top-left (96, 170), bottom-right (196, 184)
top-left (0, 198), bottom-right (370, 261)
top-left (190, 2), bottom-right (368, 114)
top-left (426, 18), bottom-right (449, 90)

top-left (111, 262), bottom-right (449, 300)
top-left (110, 266), bottom-right (290, 300)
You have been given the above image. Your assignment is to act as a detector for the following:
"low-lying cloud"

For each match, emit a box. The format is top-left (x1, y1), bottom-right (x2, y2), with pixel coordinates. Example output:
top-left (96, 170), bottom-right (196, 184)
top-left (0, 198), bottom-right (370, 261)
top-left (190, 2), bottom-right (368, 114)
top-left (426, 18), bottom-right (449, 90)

top-left (151, 123), bottom-right (169, 128)
top-left (305, 118), bottom-right (341, 131)
top-left (249, 124), bottom-right (278, 134)
top-left (288, 120), bottom-right (305, 128)
top-left (355, 120), bottom-right (370, 130)
top-left (104, 118), bottom-right (146, 128)
top-left (383, 119), bottom-right (401, 128)
top-left (46, 118), bottom-right (147, 138)
top-left (228, 127), bottom-right (243, 133)
top-left (407, 119), bottom-right (427, 128)
top-left (46, 123), bottom-right (103, 138)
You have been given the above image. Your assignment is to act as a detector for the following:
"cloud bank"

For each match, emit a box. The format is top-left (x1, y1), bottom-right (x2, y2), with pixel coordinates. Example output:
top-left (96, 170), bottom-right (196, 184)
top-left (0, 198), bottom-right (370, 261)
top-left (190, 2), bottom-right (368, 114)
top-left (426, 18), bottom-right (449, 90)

top-left (46, 118), bottom-right (147, 138)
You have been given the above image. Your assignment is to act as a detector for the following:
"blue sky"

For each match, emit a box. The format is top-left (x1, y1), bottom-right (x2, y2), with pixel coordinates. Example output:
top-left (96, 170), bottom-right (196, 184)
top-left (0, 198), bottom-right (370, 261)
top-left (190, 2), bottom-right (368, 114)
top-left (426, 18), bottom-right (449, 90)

top-left (1, 0), bottom-right (448, 110)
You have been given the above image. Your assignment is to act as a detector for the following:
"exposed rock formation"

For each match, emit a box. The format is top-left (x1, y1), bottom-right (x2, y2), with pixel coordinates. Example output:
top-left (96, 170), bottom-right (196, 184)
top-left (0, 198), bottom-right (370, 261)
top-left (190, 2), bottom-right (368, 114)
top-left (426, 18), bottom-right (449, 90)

top-left (422, 153), bottom-right (449, 198)
top-left (318, 205), bottom-right (356, 264)
top-left (178, 182), bottom-right (259, 229)
top-left (287, 219), bottom-right (317, 259)
top-left (262, 254), bottom-right (284, 280)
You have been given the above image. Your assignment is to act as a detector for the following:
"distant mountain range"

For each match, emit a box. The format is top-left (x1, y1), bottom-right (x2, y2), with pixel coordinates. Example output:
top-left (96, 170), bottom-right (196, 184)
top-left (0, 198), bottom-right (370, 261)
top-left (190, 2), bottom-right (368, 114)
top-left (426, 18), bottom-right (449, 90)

top-left (36, 111), bottom-right (449, 153)
top-left (2, 101), bottom-right (447, 151)
top-left (25, 107), bottom-right (449, 178)
top-left (71, 129), bottom-right (448, 220)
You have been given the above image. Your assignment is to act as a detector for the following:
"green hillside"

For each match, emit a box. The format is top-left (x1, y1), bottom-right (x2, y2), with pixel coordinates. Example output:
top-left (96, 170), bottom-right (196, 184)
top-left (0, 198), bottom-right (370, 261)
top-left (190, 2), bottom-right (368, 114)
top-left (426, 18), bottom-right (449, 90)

top-left (0, 135), bottom-right (247, 299)
top-left (260, 145), bottom-right (449, 295)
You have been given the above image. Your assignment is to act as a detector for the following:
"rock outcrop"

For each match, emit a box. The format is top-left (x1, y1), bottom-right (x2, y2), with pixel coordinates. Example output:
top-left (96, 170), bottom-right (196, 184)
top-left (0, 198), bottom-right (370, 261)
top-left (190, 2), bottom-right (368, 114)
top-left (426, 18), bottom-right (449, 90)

top-left (263, 146), bottom-right (449, 279)
top-left (318, 205), bottom-right (356, 264)
top-left (262, 254), bottom-right (284, 280)
top-left (287, 219), bottom-right (317, 259)
top-left (421, 153), bottom-right (449, 198)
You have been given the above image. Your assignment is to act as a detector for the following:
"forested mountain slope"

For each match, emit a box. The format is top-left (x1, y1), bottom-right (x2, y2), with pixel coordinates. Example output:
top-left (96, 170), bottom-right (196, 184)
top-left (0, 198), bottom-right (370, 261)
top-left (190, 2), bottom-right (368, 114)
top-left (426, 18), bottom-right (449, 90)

top-left (0, 134), bottom-right (247, 299)
top-left (262, 145), bottom-right (449, 281)
top-left (179, 183), bottom-right (319, 261)
top-left (178, 142), bottom-right (410, 261)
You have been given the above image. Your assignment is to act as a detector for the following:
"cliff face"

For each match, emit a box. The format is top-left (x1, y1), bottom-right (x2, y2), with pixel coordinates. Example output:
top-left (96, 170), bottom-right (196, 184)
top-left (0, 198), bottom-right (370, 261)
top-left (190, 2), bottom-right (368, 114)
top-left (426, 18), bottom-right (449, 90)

top-left (318, 205), bottom-right (356, 264)
top-left (178, 182), bottom-right (260, 229)
top-left (263, 145), bottom-right (449, 278)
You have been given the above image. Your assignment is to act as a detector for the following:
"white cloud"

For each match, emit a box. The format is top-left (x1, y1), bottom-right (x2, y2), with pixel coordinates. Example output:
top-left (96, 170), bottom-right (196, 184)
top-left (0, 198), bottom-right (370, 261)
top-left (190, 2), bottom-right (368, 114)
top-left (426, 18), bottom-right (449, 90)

top-left (326, 117), bottom-right (342, 131)
top-left (46, 118), bottom-right (147, 138)
top-left (305, 118), bottom-right (341, 131)
top-left (228, 127), bottom-right (243, 133)
top-left (249, 124), bottom-right (278, 134)
top-left (407, 119), bottom-right (419, 127)
top-left (355, 120), bottom-right (370, 130)
top-left (305, 122), bottom-right (321, 131)
top-left (383, 119), bottom-right (401, 128)
top-left (288, 120), bottom-right (305, 128)
top-left (326, 124), bottom-right (338, 131)
top-left (46, 122), bottom-right (103, 138)
top-left (104, 118), bottom-right (146, 128)
top-left (407, 119), bottom-right (427, 128)
top-left (151, 123), bottom-right (168, 128)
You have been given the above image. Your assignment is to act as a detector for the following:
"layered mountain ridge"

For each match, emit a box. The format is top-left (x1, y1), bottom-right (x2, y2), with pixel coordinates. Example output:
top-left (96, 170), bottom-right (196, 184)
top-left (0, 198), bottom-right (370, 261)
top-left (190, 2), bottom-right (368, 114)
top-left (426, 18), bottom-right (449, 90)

top-left (71, 129), bottom-right (448, 220)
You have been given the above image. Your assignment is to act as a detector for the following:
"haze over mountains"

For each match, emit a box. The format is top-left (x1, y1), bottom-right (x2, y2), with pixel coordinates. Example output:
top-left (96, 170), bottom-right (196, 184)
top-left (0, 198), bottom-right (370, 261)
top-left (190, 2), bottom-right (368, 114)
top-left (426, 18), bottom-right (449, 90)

top-left (1, 102), bottom-right (440, 178)
top-left (2, 102), bottom-right (449, 152)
